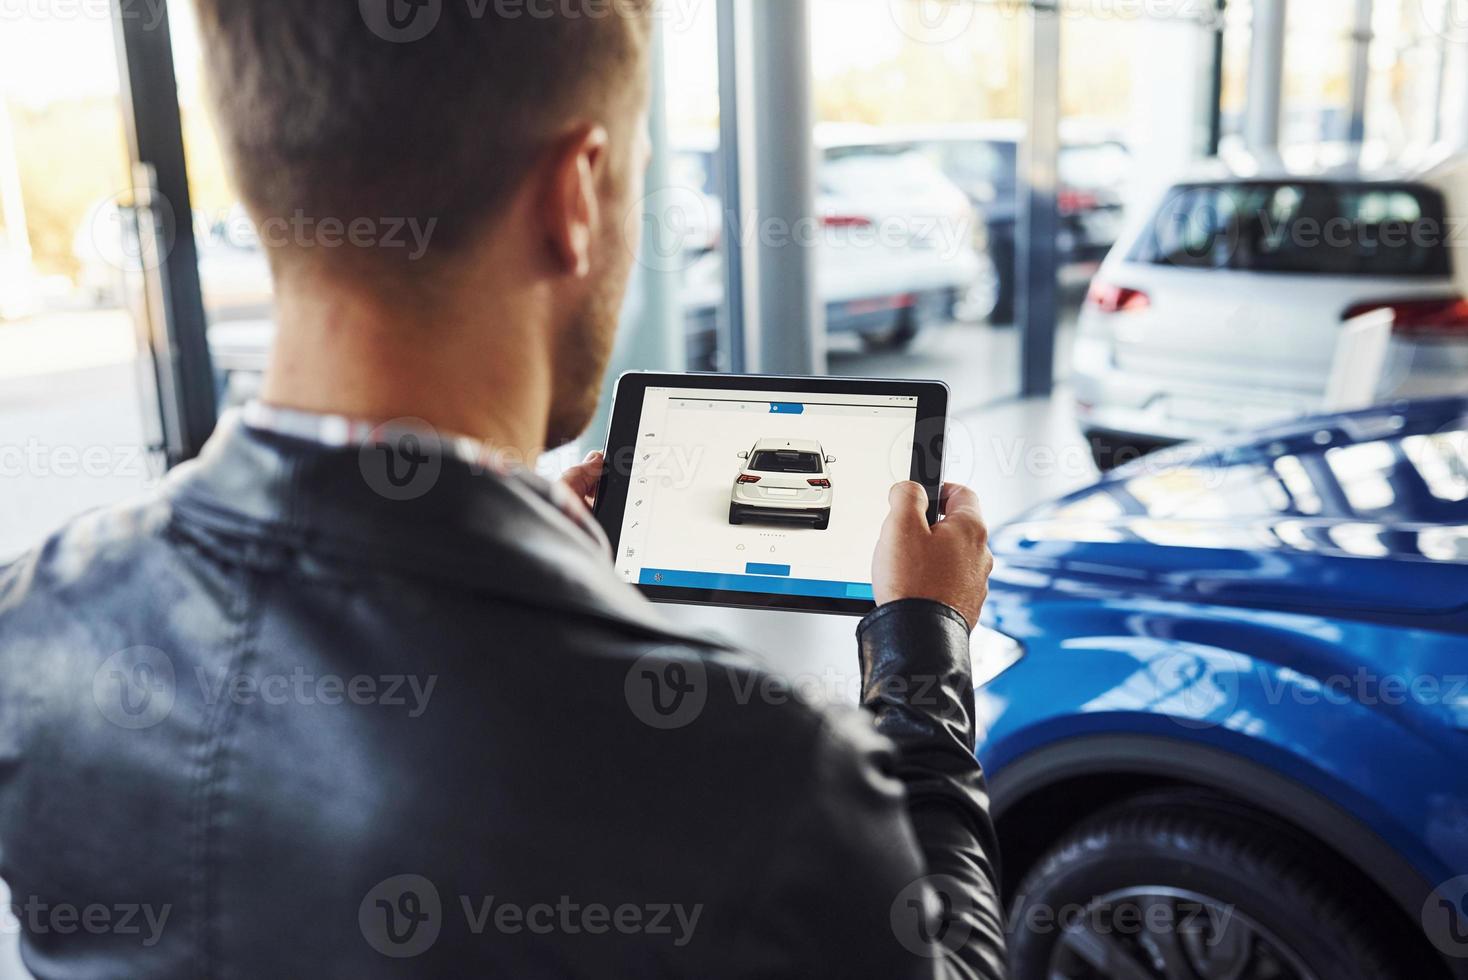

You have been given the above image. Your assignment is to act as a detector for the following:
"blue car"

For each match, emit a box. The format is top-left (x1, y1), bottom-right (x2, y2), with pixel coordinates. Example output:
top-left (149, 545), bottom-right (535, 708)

top-left (978, 397), bottom-right (1468, 980)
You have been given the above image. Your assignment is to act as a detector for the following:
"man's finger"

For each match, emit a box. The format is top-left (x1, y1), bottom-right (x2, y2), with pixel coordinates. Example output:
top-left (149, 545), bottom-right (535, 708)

top-left (563, 452), bottom-right (605, 501)
top-left (939, 482), bottom-right (984, 523)
top-left (884, 481), bottom-right (932, 535)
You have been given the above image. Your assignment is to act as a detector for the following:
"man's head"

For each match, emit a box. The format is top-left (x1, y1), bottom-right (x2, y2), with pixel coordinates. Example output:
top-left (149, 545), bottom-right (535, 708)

top-left (194, 0), bottom-right (655, 446)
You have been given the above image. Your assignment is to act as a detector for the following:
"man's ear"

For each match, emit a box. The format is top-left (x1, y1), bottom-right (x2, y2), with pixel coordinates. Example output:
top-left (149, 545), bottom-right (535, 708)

top-left (541, 124), bottom-right (610, 279)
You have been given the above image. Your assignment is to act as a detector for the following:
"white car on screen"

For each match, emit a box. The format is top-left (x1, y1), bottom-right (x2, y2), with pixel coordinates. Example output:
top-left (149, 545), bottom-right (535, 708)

top-left (729, 439), bottom-right (836, 531)
top-left (1073, 146), bottom-right (1468, 468)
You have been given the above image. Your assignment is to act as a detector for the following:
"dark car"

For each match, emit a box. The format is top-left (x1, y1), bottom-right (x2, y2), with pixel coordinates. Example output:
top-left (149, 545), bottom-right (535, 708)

top-left (892, 122), bottom-right (1132, 324)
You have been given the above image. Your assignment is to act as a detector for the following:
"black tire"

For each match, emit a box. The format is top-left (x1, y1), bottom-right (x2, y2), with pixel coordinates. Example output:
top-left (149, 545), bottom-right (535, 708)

top-left (813, 509), bottom-right (831, 531)
top-left (728, 504), bottom-right (744, 526)
top-left (859, 314), bottom-right (922, 353)
top-left (1008, 800), bottom-right (1406, 980)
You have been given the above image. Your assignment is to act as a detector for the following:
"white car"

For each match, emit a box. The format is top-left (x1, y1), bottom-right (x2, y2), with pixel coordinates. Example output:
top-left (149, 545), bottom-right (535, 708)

top-left (1073, 147), bottom-right (1468, 468)
top-left (679, 126), bottom-right (991, 365)
top-left (729, 439), bottom-right (835, 530)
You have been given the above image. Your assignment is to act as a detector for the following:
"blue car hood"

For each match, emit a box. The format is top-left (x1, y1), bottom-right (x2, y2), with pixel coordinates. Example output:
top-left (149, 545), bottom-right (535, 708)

top-left (992, 518), bottom-right (1468, 623)
top-left (993, 398), bottom-right (1468, 626)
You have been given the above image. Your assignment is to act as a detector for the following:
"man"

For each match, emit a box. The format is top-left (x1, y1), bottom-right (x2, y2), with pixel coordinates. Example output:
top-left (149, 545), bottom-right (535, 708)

top-left (0, 1), bottom-right (1006, 976)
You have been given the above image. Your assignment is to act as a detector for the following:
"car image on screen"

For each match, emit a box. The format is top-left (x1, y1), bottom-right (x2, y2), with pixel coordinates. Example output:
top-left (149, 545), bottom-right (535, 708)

top-left (729, 439), bottom-right (836, 531)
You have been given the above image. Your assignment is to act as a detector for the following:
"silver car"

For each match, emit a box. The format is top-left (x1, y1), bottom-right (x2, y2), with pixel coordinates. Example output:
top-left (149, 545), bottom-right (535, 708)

top-left (1073, 149), bottom-right (1468, 469)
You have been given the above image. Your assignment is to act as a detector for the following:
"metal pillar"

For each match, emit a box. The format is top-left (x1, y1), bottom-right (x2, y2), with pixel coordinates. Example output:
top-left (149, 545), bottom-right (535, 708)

top-left (112, 0), bottom-right (217, 464)
top-left (1346, 0), bottom-right (1373, 143)
top-left (746, 0), bottom-right (822, 376)
top-left (1244, 0), bottom-right (1287, 151)
top-left (632, 24), bottom-right (685, 373)
top-left (716, 0), bottom-right (751, 374)
top-left (1019, 0), bottom-right (1061, 398)
top-left (1206, 0), bottom-right (1228, 155)
top-left (1443, 0), bottom-right (1468, 147)
top-left (1430, 0), bottom-right (1452, 143)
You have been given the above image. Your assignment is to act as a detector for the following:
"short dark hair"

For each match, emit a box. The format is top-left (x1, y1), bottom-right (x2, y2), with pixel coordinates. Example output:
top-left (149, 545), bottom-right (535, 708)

top-left (194, 0), bottom-right (653, 263)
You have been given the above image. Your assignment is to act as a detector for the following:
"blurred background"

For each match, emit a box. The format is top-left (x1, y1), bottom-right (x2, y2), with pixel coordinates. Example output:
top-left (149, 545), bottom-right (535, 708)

top-left (6, 0), bottom-right (1468, 559)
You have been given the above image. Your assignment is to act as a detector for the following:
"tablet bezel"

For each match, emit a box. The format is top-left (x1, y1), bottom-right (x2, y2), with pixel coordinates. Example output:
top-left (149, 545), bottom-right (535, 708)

top-left (594, 371), bottom-right (949, 617)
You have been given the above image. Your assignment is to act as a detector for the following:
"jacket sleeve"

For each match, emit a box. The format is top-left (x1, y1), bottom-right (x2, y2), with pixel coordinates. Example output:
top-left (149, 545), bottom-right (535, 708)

top-left (732, 599), bottom-right (1007, 979)
top-left (855, 598), bottom-right (1007, 979)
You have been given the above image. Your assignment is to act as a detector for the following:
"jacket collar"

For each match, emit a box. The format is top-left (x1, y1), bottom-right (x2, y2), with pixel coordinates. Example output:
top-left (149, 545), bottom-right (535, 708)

top-left (165, 414), bottom-right (714, 645)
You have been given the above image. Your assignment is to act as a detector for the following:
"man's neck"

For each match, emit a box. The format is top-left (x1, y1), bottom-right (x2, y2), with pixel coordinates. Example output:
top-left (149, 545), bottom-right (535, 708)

top-left (260, 269), bottom-right (554, 461)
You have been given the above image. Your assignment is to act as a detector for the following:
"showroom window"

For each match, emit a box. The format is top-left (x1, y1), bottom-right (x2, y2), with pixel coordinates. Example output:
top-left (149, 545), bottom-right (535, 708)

top-left (0, 4), bottom-right (153, 563)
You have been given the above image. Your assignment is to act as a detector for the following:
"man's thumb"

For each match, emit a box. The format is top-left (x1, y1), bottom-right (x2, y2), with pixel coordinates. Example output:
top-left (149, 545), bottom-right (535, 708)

top-left (886, 482), bottom-right (931, 532)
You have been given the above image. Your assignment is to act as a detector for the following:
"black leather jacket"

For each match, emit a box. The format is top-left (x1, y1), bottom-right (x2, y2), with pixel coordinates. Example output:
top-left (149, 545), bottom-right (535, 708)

top-left (0, 418), bottom-right (1006, 979)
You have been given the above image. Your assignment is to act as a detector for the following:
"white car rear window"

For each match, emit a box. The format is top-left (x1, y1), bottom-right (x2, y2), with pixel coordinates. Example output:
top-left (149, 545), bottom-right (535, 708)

top-left (1133, 181), bottom-right (1451, 277)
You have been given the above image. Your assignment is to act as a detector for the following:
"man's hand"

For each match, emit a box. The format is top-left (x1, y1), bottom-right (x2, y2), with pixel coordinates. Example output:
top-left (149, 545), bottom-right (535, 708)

top-left (872, 481), bottom-right (993, 631)
top-left (561, 451), bottom-right (605, 511)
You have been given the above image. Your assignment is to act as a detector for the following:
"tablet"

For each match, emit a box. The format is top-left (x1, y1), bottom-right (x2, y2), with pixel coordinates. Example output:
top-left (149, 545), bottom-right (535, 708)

top-left (595, 372), bottom-right (949, 616)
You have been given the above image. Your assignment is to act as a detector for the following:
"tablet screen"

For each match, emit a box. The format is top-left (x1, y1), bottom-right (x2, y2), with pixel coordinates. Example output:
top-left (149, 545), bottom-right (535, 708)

top-left (611, 384), bottom-right (920, 603)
